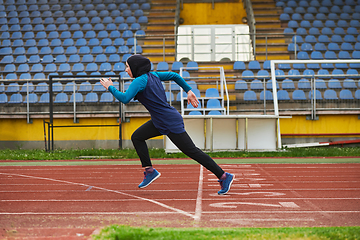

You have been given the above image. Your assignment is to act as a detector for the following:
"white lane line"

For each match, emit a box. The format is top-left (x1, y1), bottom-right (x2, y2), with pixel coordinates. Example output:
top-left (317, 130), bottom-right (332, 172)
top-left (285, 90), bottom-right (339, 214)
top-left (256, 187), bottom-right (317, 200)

top-left (210, 202), bottom-right (300, 209)
top-left (210, 202), bottom-right (281, 208)
top-left (211, 218), bottom-right (315, 222)
top-left (2, 197), bottom-right (360, 202)
top-left (279, 202), bottom-right (300, 208)
top-left (0, 172), bottom-right (197, 220)
top-left (194, 166), bottom-right (203, 224)
top-left (2, 210), bottom-right (359, 215)
top-left (209, 192), bottom-right (286, 197)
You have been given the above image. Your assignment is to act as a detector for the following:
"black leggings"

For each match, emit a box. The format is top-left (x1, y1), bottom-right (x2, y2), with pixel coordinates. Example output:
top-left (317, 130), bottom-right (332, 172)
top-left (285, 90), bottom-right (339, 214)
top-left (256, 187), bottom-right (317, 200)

top-left (131, 120), bottom-right (225, 179)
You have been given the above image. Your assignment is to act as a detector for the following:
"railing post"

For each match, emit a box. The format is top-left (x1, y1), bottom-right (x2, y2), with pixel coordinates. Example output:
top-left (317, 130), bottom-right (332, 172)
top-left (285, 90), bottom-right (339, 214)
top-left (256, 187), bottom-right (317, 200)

top-left (26, 81), bottom-right (30, 124)
top-left (73, 80), bottom-right (76, 123)
top-left (163, 37), bottom-right (165, 62)
top-left (263, 77), bottom-right (266, 115)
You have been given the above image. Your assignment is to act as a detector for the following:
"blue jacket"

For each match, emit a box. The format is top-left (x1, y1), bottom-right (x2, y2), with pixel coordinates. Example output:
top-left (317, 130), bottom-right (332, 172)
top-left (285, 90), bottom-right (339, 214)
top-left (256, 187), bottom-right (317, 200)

top-left (108, 71), bottom-right (192, 134)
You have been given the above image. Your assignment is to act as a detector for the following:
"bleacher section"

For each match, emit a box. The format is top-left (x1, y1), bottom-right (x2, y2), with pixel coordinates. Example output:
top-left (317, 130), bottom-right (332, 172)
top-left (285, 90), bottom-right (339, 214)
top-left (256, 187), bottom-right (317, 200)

top-left (0, 0), bottom-right (359, 116)
top-left (0, 0), bottom-right (150, 79)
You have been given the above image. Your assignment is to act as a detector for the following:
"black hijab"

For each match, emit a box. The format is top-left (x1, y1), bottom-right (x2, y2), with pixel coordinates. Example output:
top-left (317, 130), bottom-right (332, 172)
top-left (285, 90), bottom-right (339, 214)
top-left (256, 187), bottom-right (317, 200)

top-left (126, 54), bottom-right (151, 78)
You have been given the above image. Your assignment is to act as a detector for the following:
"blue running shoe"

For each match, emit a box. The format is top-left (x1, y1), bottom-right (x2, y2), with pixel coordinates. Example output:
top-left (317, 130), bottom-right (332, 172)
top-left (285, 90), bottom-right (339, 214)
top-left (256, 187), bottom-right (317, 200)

top-left (218, 172), bottom-right (234, 195)
top-left (138, 169), bottom-right (161, 188)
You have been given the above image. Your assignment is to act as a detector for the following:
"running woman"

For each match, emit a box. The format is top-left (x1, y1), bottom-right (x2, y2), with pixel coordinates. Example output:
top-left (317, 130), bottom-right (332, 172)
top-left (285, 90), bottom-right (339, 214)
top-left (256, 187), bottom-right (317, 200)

top-left (100, 54), bottom-right (234, 195)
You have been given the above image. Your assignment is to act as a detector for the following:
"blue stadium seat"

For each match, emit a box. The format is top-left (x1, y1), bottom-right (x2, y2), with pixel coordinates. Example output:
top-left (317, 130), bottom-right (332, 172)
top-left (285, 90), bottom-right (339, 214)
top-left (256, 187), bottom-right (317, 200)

top-left (6, 83), bottom-right (20, 93)
top-left (23, 93), bottom-right (38, 103)
top-left (298, 78), bottom-right (311, 90)
top-left (68, 54), bottom-right (80, 63)
top-left (205, 88), bottom-right (220, 97)
top-left (263, 61), bottom-right (271, 70)
top-left (186, 80), bottom-right (197, 89)
top-left (100, 92), bottom-right (113, 102)
top-left (156, 61), bottom-right (169, 71)
top-left (17, 64), bottom-right (30, 73)
top-left (79, 46), bottom-right (91, 55)
top-left (118, 45), bottom-right (129, 54)
top-left (278, 63), bottom-right (291, 70)
top-left (244, 90), bottom-right (257, 101)
top-left (207, 99), bottom-right (222, 108)
top-left (282, 79), bottom-right (295, 90)
top-left (309, 27), bottom-right (320, 35)
top-left (84, 92), bottom-right (99, 103)
top-left (347, 69), bottom-right (359, 78)
top-left (324, 51), bottom-right (337, 59)
top-left (78, 82), bottom-right (92, 92)
top-left (242, 70), bottom-right (254, 80)
top-left (257, 70), bottom-right (270, 80)
top-left (305, 35), bottom-right (317, 43)
top-left (44, 63), bottom-right (57, 73)
top-left (275, 70), bottom-right (286, 80)
top-left (248, 60), bottom-right (260, 70)
top-left (186, 61), bottom-right (198, 71)
top-left (341, 42), bottom-right (353, 51)
top-left (0, 56), bottom-right (14, 64)
top-left (288, 69), bottom-right (301, 79)
top-left (58, 63), bottom-right (70, 73)
top-left (54, 93), bottom-right (68, 103)
top-left (260, 90), bottom-right (273, 101)
top-left (63, 82), bottom-right (77, 92)
top-left (9, 93), bottom-right (23, 103)
top-left (235, 80), bottom-right (248, 90)
top-left (81, 54), bottom-right (94, 63)
top-left (171, 61), bottom-right (183, 71)
top-left (5, 74), bottom-right (18, 80)
top-left (93, 82), bottom-right (105, 92)
top-left (30, 63), bottom-right (43, 73)
top-left (70, 93), bottom-right (83, 103)
top-left (0, 94), bottom-right (8, 104)
top-left (72, 63), bottom-right (85, 72)
top-left (122, 53), bottom-right (131, 62)
top-left (324, 89), bottom-right (338, 100)
top-left (339, 89), bottom-right (354, 100)
top-left (165, 92), bottom-right (174, 102)
top-left (332, 69), bottom-right (345, 79)
top-left (298, 51), bottom-right (310, 59)
top-left (328, 43), bottom-right (340, 51)
top-left (20, 82), bottom-right (34, 92)
top-left (356, 90), bottom-right (360, 100)
top-left (34, 83), bottom-right (48, 93)
top-left (38, 93), bottom-right (48, 103)
top-left (85, 63), bottom-right (98, 72)
top-left (331, 35), bottom-right (342, 43)
top-left (277, 90), bottom-right (290, 101)
top-left (292, 90), bottom-right (307, 100)
top-left (303, 69), bottom-right (315, 77)
top-left (99, 63), bottom-right (112, 72)
top-left (301, 43), bottom-right (313, 52)
top-left (113, 62), bottom-right (126, 72)
top-left (233, 61), bottom-right (246, 70)
top-left (208, 110), bottom-right (222, 115)
top-left (15, 55), bottom-right (27, 64)
top-left (315, 79), bottom-right (327, 89)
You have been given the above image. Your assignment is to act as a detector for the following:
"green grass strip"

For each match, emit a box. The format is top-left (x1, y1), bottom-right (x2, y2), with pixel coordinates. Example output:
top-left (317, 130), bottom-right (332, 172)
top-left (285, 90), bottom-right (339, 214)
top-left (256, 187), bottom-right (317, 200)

top-left (0, 157), bottom-right (360, 166)
top-left (92, 225), bottom-right (360, 240)
top-left (0, 147), bottom-right (360, 161)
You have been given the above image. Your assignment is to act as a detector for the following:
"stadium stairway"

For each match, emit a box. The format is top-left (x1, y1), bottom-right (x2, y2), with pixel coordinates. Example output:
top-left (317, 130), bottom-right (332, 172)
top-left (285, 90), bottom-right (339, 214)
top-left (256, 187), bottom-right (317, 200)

top-left (141, 0), bottom-right (177, 63)
top-left (252, 0), bottom-right (290, 60)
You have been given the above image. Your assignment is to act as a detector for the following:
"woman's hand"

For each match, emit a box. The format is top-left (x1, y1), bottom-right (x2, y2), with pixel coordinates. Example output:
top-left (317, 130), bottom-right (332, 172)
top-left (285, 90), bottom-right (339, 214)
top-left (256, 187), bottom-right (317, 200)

top-left (100, 77), bottom-right (114, 90)
top-left (187, 90), bottom-right (199, 108)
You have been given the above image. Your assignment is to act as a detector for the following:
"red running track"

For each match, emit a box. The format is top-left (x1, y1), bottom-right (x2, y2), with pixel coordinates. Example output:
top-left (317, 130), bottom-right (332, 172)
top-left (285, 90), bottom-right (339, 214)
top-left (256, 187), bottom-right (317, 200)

top-left (1, 163), bottom-right (360, 238)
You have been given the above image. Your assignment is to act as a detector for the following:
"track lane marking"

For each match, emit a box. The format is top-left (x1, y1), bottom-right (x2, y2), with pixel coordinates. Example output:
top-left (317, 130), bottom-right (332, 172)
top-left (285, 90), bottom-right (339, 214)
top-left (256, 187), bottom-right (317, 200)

top-left (194, 166), bottom-right (203, 224)
top-left (0, 172), bottom-right (197, 220)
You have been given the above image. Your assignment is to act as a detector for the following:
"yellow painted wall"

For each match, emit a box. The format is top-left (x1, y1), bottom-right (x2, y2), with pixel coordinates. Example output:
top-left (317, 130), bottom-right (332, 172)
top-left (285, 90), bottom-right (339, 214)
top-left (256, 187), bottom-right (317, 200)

top-left (280, 115), bottom-right (359, 137)
top-left (180, 0), bottom-right (246, 25)
top-left (0, 117), bottom-right (163, 142)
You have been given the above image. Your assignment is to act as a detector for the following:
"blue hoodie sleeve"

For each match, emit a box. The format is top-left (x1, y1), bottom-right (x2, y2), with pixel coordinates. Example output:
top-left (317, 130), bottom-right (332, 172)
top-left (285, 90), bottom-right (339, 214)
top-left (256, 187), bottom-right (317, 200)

top-left (108, 75), bottom-right (147, 104)
top-left (151, 72), bottom-right (192, 93)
